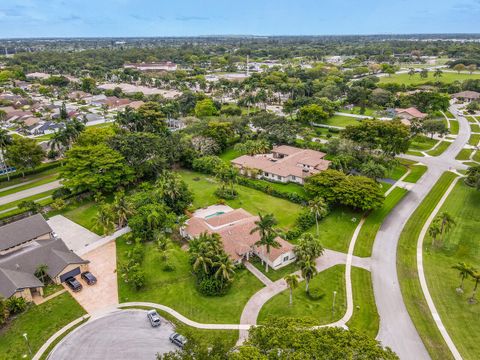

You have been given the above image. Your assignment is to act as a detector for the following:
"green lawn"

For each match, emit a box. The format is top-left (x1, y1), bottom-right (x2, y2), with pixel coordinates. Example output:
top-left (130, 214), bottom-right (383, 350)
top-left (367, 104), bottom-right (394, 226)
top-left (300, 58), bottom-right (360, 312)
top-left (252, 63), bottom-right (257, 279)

top-left (468, 134), bottom-right (480, 146)
top-left (354, 187), bottom-right (408, 257)
top-left (178, 170), bottom-right (302, 231)
top-left (386, 162), bottom-right (410, 181)
top-left (346, 267), bottom-right (379, 338)
top-left (47, 200), bottom-right (104, 235)
top-left (449, 120), bottom-right (459, 135)
top-left (0, 293), bottom-right (85, 360)
top-left (422, 181), bottom-right (480, 360)
top-left (410, 135), bottom-right (438, 152)
top-left (455, 149), bottom-right (473, 161)
top-left (258, 265), bottom-right (346, 325)
top-left (249, 255), bottom-right (301, 282)
top-left (0, 173), bottom-right (59, 197)
top-left (426, 141), bottom-right (451, 157)
top-left (471, 124), bottom-right (480, 133)
top-left (341, 107), bottom-right (376, 117)
top-left (466, 116), bottom-right (477, 124)
top-left (444, 111), bottom-right (454, 118)
top-left (403, 165), bottom-right (428, 183)
top-left (219, 147), bottom-right (243, 162)
top-left (397, 171), bottom-right (458, 360)
top-left (239, 177), bottom-right (307, 197)
top-left (323, 115), bottom-right (360, 128)
top-left (116, 238), bottom-right (264, 324)
top-left (0, 166), bottom-right (59, 189)
top-left (473, 150), bottom-right (480, 163)
top-left (379, 72), bottom-right (480, 85)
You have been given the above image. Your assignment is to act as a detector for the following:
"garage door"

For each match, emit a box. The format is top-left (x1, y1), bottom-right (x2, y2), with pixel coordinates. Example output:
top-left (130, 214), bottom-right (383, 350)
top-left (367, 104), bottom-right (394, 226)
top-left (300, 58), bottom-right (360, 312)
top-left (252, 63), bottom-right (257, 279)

top-left (60, 267), bottom-right (80, 282)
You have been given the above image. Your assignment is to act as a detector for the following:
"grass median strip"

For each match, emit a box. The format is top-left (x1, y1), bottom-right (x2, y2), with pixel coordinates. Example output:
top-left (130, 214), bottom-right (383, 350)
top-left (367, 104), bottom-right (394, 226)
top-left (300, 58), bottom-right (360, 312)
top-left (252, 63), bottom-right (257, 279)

top-left (403, 165), bottom-right (428, 183)
top-left (426, 141), bottom-right (451, 157)
top-left (397, 171), bottom-right (457, 360)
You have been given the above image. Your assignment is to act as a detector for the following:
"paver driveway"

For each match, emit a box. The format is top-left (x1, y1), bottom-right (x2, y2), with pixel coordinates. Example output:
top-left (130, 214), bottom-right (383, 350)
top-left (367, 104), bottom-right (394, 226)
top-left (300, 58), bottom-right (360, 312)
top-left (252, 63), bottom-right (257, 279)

top-left (63, 241), bottom-right (118, 314)
top-left (49, 310), bottom-right (177, 360)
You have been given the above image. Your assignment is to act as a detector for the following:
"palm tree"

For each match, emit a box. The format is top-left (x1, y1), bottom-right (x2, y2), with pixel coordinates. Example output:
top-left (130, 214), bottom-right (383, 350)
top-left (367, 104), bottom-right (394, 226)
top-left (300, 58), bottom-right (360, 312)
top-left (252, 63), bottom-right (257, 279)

top-left (436, 212), bottom-right (456, 244)
top-left (34, 264), bottom-right (49, 284)
top-left (295, 233), bottom-right (325, 262)
top-left (112, 191), bottom-right (132, 228)
top-left (308, 197), bottom-right (329, 236)
top-left (284, 274), bottom-right (299, 305)
top-left (94, 205), bottom-right (115, 235)
top-left (300, 256), bottom-right (318, 294)
top-left (0, 129), bottom-right (12, 180)
top-left (250, 213), bottom-right (277, 240)
top-left (468, 270), bottom-right (480, 304)
top-left (428, 221), bottom-right (441, 248)
top-left (255, 232), bottom-right (280, 273)
top-left (214, 256), bottom-right (236, 282)
top-left (452, 262), bottom-right (473, 293)
top-left (193, 254), bottom-right (213, 274)
top-left (433, 68), bottom-right (443, 80)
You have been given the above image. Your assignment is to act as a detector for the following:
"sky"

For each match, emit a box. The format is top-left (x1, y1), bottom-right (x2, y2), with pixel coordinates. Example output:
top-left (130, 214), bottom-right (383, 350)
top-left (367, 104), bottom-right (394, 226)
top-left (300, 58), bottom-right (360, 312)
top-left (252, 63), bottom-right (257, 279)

top-left (1, 0), bottom-right (480, 38)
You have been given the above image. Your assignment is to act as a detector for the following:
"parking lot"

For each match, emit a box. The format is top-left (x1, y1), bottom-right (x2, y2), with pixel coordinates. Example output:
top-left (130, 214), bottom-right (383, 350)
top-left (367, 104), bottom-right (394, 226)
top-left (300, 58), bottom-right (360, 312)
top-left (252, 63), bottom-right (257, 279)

top-left (49, 310), bottom-right (178, 360)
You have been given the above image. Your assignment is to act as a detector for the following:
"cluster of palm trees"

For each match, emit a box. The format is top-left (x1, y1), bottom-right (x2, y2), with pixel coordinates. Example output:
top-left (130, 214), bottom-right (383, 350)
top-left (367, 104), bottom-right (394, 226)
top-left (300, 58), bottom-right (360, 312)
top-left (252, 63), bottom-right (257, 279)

top-left (94, 191), bottom-right (133, 235)
top-left (215, 164), bottom-right (239, 199)
top-left (452, 262), bottom-right (480, 304)
top-left (250, 213), bottom-right (281, 273)
top-left (189, 232), bottom-right (236, 293)
top-left (48, 118), bottom-right (85, 156)
top-left (428, 211), bottom-right (456, 248)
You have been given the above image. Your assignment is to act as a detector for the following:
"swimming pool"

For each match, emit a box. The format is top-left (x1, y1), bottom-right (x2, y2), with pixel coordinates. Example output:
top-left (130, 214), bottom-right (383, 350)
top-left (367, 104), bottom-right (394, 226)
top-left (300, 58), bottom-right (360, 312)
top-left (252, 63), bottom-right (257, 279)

top-left (204, 211), bottom-right (225, 219)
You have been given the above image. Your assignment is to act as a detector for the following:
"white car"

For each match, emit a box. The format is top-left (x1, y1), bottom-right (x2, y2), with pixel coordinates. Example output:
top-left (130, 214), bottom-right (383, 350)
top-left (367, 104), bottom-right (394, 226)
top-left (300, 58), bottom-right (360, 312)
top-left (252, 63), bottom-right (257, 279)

top-left (147, 310), bottom-right (161, 327)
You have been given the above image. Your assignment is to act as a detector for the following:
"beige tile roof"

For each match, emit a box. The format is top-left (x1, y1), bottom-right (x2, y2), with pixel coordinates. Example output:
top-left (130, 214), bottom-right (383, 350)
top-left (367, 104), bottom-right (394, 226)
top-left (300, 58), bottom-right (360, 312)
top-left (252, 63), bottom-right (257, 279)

top-left (395, 107), bottom-right (427, 119)
top-left (205, 208), bottom-right (252, 228)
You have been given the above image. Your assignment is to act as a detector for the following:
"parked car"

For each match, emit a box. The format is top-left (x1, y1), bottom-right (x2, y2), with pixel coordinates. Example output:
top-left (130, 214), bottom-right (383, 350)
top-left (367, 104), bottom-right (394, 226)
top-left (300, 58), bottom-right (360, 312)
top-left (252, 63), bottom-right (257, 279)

top-left (65, 277), bottom-right (82, 292)
top-left (169, 333), bottom-right (187, 348)
top-left (81, 271), bottom-right (97, 285)
top-left (147, 310), bottom-right (161, 327)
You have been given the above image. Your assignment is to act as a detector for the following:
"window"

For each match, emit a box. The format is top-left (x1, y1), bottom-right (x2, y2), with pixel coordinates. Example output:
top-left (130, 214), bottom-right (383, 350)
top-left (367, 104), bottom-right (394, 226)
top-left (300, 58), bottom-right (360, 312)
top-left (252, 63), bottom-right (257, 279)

top-left (283, 255), bottom-right (289, 262)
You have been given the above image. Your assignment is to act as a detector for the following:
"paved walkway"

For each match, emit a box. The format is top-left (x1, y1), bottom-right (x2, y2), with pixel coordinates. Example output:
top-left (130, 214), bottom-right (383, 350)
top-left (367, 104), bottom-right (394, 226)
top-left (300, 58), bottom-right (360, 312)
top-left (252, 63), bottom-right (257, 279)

top-left (371, 103), bottom-right (470, 360)
top-left (417, 176), bottom-right (463, 360)
top-left (244, 261), bottom-right (273, 286)
top-left (0, 180), bottom-right (61, 206)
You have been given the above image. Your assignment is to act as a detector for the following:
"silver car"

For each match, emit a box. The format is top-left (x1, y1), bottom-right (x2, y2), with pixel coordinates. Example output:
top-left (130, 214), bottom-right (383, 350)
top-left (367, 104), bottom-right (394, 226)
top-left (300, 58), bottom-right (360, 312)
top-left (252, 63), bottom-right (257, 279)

top-left (169, 333), bottom-right (187, 348)
top-left (147, 310), bottom-right (161, 327)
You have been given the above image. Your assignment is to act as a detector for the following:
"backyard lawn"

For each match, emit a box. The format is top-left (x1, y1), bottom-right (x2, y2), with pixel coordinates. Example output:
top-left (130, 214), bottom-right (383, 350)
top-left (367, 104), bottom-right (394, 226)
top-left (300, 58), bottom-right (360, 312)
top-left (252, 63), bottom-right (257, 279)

top-left (397, 171), bottom-right (458, 360)
top-left (178, 169), bottom-right (302, 231)
top-left (116, 238), bottom-right (264, 324)
top-left (219, 147), bottom-right (242, 162)
top-left (258, 265), bottom-right (346, 325)
top-left (47, 200), bottom-right (104, 235)
top-left (347, 267), bottom-right (379, 339)
top-left (0, 293), bottom-right (85, 360)
top-left (379, 72), bottom-right (480, 85)
top-left (423, 181), bottom-right (480, 360)
top-left (354, 187), bottom-right (408, 258)
top-left (323, 115), bottom-right (360, 128)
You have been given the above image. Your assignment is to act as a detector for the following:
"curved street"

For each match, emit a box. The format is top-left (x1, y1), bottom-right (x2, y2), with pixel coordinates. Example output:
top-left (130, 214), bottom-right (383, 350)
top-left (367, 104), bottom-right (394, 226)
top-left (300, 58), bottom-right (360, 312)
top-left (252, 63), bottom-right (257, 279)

top-left (371, 103), bottom-right (470, 359)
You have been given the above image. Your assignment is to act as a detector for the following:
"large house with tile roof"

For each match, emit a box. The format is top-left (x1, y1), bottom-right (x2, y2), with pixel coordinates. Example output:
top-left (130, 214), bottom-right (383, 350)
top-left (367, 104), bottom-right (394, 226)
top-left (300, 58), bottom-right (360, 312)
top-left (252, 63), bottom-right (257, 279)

top-left (231, 145), bottom-right (330, 185)
top-left (0, 214), bottom-right (89, 302)
top-left (181, 206), bottom-right (296, 270)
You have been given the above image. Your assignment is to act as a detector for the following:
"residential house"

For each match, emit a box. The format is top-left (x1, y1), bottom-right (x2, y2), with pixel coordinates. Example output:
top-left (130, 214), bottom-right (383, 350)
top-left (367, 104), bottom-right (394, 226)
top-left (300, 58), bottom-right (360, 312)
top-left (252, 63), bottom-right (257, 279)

top-left (394, 107), bottom-right (428, 125)
top-left (452, 91), bottom-right (480, 102)
top-left (232, 145), bottom-right (330, 185)
top-left (0, 215), bottom-right (89, 301)
top-left (182, 206), bottom-right (296, 270)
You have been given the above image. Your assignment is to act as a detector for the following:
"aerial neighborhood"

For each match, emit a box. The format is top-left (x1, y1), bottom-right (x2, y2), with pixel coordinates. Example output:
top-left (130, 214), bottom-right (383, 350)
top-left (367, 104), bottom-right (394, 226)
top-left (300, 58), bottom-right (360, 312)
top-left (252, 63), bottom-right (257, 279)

top-left (0, 8), bottom-right (479, 360)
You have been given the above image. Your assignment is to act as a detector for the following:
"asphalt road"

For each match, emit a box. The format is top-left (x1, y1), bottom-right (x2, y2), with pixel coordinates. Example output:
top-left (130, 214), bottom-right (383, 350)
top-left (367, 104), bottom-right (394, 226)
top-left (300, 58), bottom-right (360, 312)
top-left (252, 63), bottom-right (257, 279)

top-left (371, 104), bottom-right (470, 359)
top-left (49, 310), bottom-right (178, 360)
top-left (0, 180), bottom-right (61, 206)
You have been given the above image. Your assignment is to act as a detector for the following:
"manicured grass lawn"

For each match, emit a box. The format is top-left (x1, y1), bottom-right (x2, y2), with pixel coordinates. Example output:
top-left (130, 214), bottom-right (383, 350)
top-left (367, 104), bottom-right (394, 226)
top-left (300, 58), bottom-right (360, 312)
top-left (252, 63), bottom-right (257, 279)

top-left (0, 173), bottom-right (59, 197)
top-left (466, 116), bottom-right (477, 124)
top-left (449, 120), bottom-right (459, 135)
top-left (473, 150), bottom-right (480, 163)
top-left (0, 293), bottom-right (85, 360)
top-left (426, 141), bottom-right (451, 156)
top-left (249, 255), bottom-right (300, 282)
top-left (406, 149), bottom-right (425, 157)
top-left (386, 162), bottom-right (409, 181)
top-left (444, 111), bottom-right (454, 118)
top-left (117, 238), bottom-right (264, 324)
top-left (455, 149), bottom-right (473, 161)
top-left (258, 265), bottom-right (346, 325)
top-left (240, 177), bottom-right (307, 197)
top-left (219, 147), bottom-right (243, 162)
top-left (0, 166), bottom-right (59, 189)
top-left (403, 165), bottom-right (428, 183)
top-left (471, 124), bottom-right (480, 133)
top-left (178, 170), bottom-right (302, 231)
top-left (347, 267), bottom-right (379, 338)
top-left (354, 187), bottom-right (408, 257)
top-left (468, 134), bottom-right (480, 146)
top-left (341, 107), bottom-right (376, 117)
top-left (47, 200), bottom-right (104, 235)
top-left (324, 115), bottom-right (360, 128)
top-left (422, 181), bottom-right (480, 360)
top-left (307, 207), bottom-right (362, 253)
top-left (379, 72), bottom-right (480, 85)
top-left (397, 171), bottom-right (457, 360)
top-left (410, 135), bottom-right (438, 152)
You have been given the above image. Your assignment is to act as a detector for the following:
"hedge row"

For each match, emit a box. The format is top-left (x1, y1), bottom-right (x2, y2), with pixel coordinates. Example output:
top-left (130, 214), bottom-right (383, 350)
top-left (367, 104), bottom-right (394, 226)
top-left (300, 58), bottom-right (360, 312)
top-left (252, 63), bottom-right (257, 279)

top-left (236, 176), bottom-right (307, 204)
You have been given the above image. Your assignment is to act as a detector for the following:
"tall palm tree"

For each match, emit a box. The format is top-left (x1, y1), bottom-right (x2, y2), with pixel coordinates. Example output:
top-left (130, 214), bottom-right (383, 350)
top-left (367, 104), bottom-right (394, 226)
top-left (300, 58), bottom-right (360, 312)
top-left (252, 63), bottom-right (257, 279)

top-left (428, 221), bottom-right (441, 248)
top-left (284, 274), bottom-right (299, 305)
top-left (34, 264), bottom-right (49, 284)
top-left (468, 270), bottom-right (480, 304)
top-left (0, 129), bottom-right (13, 180)
top-left (300, 256), bottom-right (317, 294)
top-left (193, 254), bottom-right (213, 274)
top-left (214, 256), bottom-right (236, 282)
top-left (308, 197), bottom-right (329, 236)
top-left (94, 205), bottom-right (115, 235)
top-left (254, 232), bottom-right (280, 273)
top-left (250, 213), bottom-right (277, 240)
top-left (112, 191), bottom-right (132, 228)
top-left (436, 212), bottom-right (456, 244)
top-left (452, 262), bottom-right (473, 293)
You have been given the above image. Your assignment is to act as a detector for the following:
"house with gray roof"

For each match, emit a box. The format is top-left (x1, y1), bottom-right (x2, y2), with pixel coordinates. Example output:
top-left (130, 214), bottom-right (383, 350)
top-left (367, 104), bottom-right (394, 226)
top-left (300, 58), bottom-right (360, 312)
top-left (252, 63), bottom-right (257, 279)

top-left (0, 215), bottom-right (89, 302)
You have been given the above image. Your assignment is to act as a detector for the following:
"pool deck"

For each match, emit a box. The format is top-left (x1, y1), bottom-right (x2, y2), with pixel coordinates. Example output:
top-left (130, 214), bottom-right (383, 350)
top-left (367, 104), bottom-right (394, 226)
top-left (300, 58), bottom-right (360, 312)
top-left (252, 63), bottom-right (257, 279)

top-left (192, 205), bottom-right (234, 219)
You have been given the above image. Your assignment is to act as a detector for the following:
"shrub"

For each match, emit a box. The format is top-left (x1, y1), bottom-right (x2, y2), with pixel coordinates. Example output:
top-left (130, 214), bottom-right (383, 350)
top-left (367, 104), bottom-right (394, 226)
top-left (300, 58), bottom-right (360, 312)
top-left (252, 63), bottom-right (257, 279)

top-left (214, 187), bottom-right (238, 200)
top-left (52, 187), bottom-right (72, 200)
top-left (6, 297), bottom-right (27, 314)
top-left (162, 262), bottom-right (176, 272)
top-left (197, 276), bottom-right (230, 296)
top-left (192, 156), bottom-right (223, 174)
top-left (307, 287), bottom-right (325, 300)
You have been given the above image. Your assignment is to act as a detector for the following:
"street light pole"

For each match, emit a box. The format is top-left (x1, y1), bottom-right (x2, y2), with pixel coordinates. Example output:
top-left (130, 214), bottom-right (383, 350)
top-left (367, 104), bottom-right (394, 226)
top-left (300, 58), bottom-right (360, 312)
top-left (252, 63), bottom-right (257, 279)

top-left (23, 333), bottom-right (32, 357)
top-left (332, 291), bottom-right (337, 319)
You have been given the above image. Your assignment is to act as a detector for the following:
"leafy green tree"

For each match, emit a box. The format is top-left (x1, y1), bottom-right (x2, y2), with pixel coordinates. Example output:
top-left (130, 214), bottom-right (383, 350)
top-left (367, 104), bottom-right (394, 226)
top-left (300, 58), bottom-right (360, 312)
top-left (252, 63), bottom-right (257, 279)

top-left (61, 144), bottom-right (135, 194)
top-left (434, 68), bottom-right (443, 80)
top-left (5, 137), bottom-right (45, 176)
top-left (254, 231), bottom-right (280, 273)
top-left (0, 129), bottom-right (13, 180)
top-left (422, 120), bottom-right (449, 139)
top-left (453, 63), bottom-right (466, 73)
top-left (203, 121), bottom-right (234, 151)
top-left (234, 139), bottom-right (271, 155)
top-left (305, 169), bottom-right (346, 203)
top-left (359, 160), bottom-right (387, 181)
top-left (112, 191), bottom-right (133, 228)
top-left (465, 165), bottom-right (480, 190)
top-left (335, 175), bottom-right (384, 211)
top-left (297, 104), bottom-right (329, 124)
top-left (156, 171), bottom-right (193, 215)
top-left (428, 220), bottom-right (441, 248)
top-left (195, 98), bottom-right (218, 117)
top-left (81, 77), bottom-right (96, 93)
top-left (284, 274), bottom-right (300, 305)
